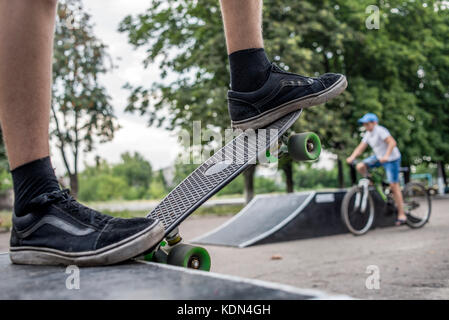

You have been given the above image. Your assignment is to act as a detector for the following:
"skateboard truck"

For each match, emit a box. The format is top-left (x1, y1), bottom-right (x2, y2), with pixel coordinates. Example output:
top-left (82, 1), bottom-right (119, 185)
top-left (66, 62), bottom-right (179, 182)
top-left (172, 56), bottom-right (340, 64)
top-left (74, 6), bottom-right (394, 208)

top-left (144, 228), bottom-right (211, 271)
top-left (265, 132), bottom-right (321, 163)
top-left (166, 228), bottom-right (182, 246)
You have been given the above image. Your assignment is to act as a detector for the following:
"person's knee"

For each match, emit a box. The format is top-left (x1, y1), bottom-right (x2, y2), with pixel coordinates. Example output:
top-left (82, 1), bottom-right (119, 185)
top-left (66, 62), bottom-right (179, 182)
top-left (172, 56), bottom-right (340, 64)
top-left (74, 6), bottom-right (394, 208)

top-left (356, 162), bottom-right (366, 173)
top-left (41, 0), bottom-right (59, 8)
top-left (389, 182), bottom-right (399, 190)
top-left (9, 0), bottom-right (58, 10)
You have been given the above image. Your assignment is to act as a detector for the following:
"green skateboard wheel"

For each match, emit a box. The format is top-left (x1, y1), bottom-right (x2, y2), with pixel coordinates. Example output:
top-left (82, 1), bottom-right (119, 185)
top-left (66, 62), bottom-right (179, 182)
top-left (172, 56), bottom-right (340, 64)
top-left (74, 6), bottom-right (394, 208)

top-left (143, 252), bottom-right (154, 262)
top-left (167, 244), bottom-right (211, 271)
top-left (288, 132), bottom-right (321, 161)
top-left (265, 150), bottom-right (278, 163)
top-left (265, 139), bottom-right (289, 163)
top-left (144, 240), bottom-right (168, 263)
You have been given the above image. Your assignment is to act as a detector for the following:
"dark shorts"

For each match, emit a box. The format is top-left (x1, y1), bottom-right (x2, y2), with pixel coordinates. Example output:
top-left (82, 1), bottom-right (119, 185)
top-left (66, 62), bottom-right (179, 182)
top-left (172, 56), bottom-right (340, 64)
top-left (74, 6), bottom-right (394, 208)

top-left (363, 155), bottom-right (401, 183)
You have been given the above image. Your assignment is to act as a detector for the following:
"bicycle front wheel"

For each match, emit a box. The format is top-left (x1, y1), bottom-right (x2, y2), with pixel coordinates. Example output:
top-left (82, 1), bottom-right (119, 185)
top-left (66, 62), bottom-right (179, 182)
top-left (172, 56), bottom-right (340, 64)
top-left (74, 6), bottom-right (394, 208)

top-left (341, 186), bottom-right (375, 235)
top-left (403, 182), bottom-right (431, 228)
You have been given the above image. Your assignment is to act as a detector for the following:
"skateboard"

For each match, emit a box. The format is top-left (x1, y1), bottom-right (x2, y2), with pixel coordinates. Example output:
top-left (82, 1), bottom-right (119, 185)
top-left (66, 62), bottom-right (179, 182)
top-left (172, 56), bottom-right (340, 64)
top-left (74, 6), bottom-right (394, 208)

top-left (141, 109), bottom-right (321, 270)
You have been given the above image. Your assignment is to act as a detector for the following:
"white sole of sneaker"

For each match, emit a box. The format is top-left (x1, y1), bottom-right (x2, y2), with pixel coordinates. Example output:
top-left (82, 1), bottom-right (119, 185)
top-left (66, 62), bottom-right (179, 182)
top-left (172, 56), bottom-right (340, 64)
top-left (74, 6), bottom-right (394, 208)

top-left (9, 220), bottom-right (164, 267)
top-left (232, 75), bottom-right (348, 130)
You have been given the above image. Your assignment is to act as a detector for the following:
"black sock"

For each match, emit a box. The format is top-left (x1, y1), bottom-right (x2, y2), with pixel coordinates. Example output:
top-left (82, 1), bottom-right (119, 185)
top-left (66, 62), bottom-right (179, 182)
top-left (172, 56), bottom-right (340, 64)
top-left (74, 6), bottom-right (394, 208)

top-left (228, 48), bottom-right (272, 92)
top-left (11, 156), bottom-right (61, 216)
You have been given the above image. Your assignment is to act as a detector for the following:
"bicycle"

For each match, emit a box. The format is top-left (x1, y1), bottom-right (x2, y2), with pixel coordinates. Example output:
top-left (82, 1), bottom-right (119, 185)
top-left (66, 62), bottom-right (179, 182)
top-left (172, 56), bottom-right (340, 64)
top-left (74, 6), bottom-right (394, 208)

top-left (341, 162), bottom-right (431, 235)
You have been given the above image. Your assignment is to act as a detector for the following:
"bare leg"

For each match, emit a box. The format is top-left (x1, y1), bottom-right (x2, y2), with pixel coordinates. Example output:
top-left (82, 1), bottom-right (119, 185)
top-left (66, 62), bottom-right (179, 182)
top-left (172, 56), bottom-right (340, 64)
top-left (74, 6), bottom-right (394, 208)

top-left (390, 182), bottom-right (406, 220)
top-left (356, 162), bottom-right (369, 177)
top-left (0, 0), bottom-right (57, 170)
top-left (219, 0), bottom-right (347, 129)
top-left (219, 0), bottom-right (263, 54)
top-left (1, 0), bottom-right (166, 267)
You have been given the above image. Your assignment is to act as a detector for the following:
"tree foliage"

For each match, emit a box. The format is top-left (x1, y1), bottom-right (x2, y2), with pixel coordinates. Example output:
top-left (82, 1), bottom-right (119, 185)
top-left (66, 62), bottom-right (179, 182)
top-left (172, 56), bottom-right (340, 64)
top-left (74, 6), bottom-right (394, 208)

top-left (52, 0), bottom-right (118, 196)
top-left (119, 0), bottom-right (449, 191)
top-left (113, 151), bottom-right (153, 191)
top-left (79, 152), bottom-right (154, 201)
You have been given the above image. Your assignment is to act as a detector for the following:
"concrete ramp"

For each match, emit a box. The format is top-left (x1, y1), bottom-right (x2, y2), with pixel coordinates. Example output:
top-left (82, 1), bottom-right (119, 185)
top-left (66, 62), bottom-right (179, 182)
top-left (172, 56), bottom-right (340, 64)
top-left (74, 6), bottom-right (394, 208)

top-left (194, 192), bottom-right (315, 247)
top-left (193, 190), bottom-right (395, 247)
top-left (0, 253), bottom-right (348, 299)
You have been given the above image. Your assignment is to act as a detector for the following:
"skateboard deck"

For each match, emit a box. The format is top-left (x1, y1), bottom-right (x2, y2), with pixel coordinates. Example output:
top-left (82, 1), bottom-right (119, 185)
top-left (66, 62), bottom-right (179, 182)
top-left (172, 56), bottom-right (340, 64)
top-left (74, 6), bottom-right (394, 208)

top-left (147, 110), bottom-right (302, 235)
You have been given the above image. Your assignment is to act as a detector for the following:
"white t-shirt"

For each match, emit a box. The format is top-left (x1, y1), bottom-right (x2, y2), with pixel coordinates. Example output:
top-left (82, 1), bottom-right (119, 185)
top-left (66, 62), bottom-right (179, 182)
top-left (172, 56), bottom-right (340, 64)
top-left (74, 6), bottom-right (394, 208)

top-left (362, 125), bottom-right (401, 161)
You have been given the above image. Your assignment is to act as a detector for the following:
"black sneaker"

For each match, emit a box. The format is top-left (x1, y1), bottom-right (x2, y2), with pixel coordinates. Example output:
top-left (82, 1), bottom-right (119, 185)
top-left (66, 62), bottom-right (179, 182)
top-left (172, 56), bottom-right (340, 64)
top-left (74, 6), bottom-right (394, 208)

top-left (228, 63), bottom-right (347, 129)
top-left (9, 189), bottom-right (164, 266)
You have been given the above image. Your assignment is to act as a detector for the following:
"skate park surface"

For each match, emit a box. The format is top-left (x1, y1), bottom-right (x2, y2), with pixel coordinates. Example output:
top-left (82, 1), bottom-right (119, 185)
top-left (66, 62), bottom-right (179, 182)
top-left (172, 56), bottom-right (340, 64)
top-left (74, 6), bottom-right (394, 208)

top-left (0, 197), bottom-right (448, 299)
top-left (0, 253), bottom-right (346, 300)
top-left (185, 197), bottom-right (449, 299)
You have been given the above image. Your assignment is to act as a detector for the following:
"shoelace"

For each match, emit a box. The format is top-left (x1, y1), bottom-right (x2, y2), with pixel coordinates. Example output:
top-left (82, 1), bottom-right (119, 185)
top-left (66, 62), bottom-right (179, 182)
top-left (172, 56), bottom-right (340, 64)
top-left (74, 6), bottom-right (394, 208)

top-left (271, 63), bottom-right (318, 82)
top-left (27, 189), bottom-right (109, 225)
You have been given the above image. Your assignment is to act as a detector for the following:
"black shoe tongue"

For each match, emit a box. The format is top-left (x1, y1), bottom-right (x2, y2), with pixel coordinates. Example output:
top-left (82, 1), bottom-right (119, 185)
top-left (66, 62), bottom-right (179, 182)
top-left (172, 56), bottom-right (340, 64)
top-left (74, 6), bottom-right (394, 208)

top-left (271, 63), bottom-right (294, 75)
top-left (25, 189), bottom-right (70, 211)
top-left (271, 63), bottom-right (284, 73)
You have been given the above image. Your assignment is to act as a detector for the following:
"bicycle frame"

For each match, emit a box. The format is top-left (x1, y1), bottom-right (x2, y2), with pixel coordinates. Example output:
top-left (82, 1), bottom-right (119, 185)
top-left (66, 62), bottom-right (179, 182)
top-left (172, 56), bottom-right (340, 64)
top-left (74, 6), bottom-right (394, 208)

top-left (370, 170), bottom-right (388, 202)
top-left (354, 169), bottom-right (388, 213)
top-left (347, 163), bottom-right (431, 232)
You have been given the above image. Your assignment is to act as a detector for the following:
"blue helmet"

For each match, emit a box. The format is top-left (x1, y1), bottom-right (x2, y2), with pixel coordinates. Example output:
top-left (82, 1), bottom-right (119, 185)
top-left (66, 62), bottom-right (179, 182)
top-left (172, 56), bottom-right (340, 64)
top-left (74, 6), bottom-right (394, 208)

top-left (358, 113), bottom-right (379, 124)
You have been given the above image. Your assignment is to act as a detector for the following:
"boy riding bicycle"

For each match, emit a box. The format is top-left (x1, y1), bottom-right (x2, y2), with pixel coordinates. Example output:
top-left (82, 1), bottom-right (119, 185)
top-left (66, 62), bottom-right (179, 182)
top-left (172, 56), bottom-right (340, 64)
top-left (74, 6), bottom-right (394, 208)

top-left (346, 113), bottom-right (406, 226)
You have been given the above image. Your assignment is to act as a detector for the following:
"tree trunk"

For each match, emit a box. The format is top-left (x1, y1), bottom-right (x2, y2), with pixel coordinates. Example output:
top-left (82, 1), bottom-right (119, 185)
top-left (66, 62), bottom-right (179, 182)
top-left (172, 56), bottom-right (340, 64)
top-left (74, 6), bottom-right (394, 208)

top-left (243, 165), bottom-right (255, 204)
top-left (283, 161), bottom-right (294, 193)
top-left (95, 155), bottom-right (101, 168)
top-left (337, 158), bottom-right (344, 188)
top-left (58, 177), bottom-right (68, 190)
top-left (403, 165), bottom-right (411, 184)
top-left (438, 161), bottom-right (448, 187)
top-left (349, 162), bottom-right (357, 186)
top-left (437, 161), bottom-right (447, 194)
top-left (69, 173), bottom-right (79, 199)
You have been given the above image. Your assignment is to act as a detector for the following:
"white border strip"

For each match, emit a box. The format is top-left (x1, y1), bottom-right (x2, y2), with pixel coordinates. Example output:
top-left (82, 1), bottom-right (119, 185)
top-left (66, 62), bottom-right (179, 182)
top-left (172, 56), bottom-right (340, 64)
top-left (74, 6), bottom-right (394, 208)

top-left (0, 253), bottom-right (351, 299)
top-left (135, 259), bottom-right (351, 300)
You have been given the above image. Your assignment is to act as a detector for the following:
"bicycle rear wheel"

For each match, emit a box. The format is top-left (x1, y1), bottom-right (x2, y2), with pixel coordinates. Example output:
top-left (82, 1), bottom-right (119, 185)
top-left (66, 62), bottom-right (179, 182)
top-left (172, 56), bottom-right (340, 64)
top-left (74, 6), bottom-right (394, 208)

top-left (403, 182), bottom-right (431, 228)
top-left (341, 186), bottom-right (375, 235)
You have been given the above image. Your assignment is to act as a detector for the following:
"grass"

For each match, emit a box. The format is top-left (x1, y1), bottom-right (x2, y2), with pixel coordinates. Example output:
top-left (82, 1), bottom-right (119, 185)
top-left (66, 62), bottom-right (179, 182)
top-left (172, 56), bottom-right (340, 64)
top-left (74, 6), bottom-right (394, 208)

top-left (103, 203), bottom-right (244, 219)
top-left (0, 203), bottom-right (244, 232)
top-left (103, 209), bottom-right (147, 219)
top-left (84, 193), bottom-right (245, 207)
top-left (0, 210), bottom-right (12, 231)
top-left (193, 204), bottom-right (243, 216)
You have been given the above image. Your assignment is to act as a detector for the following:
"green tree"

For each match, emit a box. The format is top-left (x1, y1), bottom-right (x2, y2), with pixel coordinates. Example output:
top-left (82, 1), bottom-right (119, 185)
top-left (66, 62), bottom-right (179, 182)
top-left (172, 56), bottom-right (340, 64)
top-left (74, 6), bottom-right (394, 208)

top-left (112, 152), bottom-right (153, 198)
top-left (78, 159), bottom-right (126, 201)
top-left (119, 0), bottom-right (449, 192)
top-left (78, 174), bottom-right (128, 202)
top-left (216, 175), bottom-right (244, 196)
top-left (52, 0), bottom-right (118, 197)
top-left (78, 152), bottom-right (155, 201)
top-left (334, 0), bottom-right (448, 169)
top-left (255, 175), bottom-right (283, 194)
top-left (293, 164), bottom-right (347, 190)
top-left (146, 178), bottom-right (168, 200)
top-left (118, 0), bottom-right (351, 198)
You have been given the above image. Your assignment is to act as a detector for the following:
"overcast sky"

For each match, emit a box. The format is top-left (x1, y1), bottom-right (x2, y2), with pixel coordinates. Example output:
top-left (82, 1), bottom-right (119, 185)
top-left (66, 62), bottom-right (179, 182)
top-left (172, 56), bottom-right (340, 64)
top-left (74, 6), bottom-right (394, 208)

top-left (51, 0), bottom-right (181, 176)
top-left (50, 0), bottom-right (334, 176)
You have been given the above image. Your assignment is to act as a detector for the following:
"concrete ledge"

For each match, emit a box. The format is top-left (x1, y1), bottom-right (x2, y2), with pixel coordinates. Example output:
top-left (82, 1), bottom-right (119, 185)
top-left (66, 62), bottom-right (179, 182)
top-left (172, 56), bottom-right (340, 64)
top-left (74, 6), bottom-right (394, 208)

top-left (0, 253), bottom-right (350, 300)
